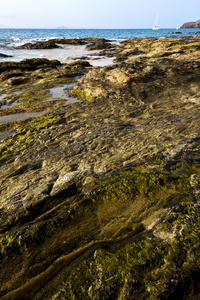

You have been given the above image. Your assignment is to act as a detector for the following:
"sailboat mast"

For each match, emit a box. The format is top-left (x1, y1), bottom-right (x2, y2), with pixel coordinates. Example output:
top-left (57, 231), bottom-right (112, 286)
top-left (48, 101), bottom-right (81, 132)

top-left (153, 13), bottom-right (159, 30)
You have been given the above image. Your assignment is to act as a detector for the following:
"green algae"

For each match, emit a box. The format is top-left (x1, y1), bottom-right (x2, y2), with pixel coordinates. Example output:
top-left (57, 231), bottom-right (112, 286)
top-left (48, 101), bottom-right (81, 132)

top-left (0, 112), bottom-right (58, 163)
top-left (0, 161), bottom-right (199, 299)
top-left (0, 234), bottom-right (16, 254)
top-left (55, 193), bottom-right (200, 300)
top-left (70, 89), bottom-right (93, 101)
top-left (0, 82), bottom-right (67, 116)
top-left (1, 39), bottom-right (200, 298)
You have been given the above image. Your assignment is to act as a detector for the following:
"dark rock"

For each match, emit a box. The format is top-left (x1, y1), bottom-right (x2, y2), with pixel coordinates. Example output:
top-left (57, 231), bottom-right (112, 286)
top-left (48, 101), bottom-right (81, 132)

top-left (52, 38), bottom-right (87, 45)
top-left (74, 56), bottom-right (89, 60)
top-left (84, 37), bottom-right (110, 43)
top-left (0, 70), bottom-right (25, 81)
top-left (85, 41), bottom-right (113, 51)
top-left (0, 53), bottom-right (13, 58)
top-left (7, 76), bottom-right (30, 85)
top-left (0, 58), bottom-right (61, 72)
top-left (17, 39), bottom-right (87, 49)
top-left (68, 60), bottom-right (91, 67)
top-left (17, 41), bottom-right (60, 49)
top-left (21, 58), bottom-right (61, 69)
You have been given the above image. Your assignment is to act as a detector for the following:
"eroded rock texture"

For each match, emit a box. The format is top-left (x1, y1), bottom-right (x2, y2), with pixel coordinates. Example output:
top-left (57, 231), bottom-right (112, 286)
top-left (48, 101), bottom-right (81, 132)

top-left (0, 37), bottom-right (200, 299)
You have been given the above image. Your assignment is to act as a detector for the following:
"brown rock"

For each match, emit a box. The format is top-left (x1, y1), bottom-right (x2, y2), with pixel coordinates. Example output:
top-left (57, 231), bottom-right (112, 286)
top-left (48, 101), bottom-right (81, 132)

top-left (0, 36), bottom-right (200, 300)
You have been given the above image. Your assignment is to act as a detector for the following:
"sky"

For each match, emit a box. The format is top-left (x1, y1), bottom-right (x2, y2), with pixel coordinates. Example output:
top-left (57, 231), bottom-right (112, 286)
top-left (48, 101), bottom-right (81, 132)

top-left (0, 0), bottom-right (200, 29)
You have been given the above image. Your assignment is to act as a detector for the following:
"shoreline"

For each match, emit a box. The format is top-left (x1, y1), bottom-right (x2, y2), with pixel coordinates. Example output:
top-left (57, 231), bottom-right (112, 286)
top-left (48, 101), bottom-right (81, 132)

top-left (1, 34), bottom-right (200, 139)
top-left (0, 35), bottom-right (200, 299)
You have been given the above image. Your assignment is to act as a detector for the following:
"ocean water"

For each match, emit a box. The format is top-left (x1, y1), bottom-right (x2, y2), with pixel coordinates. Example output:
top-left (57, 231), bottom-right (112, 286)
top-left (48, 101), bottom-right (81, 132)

top-left (0, 28), bottom-right (199, 43)
top-left (0, 28), bottom-right (200, 63)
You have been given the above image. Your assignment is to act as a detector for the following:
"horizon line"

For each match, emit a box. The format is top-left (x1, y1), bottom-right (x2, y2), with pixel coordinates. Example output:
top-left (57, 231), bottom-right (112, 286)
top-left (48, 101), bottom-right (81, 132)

top-left (0, 27), bottom-right (186, 30)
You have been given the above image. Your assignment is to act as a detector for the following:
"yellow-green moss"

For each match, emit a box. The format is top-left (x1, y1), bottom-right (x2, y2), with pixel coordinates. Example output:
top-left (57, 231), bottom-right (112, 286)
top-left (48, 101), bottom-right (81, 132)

top-left (0, 112), bottom-right (58, 163)
top-left (58, 193), bottom-right (200, 300)
top-left (71, 89), bottom-right (93, 101)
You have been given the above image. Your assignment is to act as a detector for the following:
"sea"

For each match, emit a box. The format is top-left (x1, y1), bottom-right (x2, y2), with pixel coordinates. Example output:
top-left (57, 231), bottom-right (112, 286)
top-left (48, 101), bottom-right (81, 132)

top-left (0, 28), bottom-right (199, 64)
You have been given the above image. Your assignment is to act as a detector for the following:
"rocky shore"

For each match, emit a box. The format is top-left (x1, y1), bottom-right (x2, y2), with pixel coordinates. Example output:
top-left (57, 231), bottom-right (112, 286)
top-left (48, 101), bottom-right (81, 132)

top-left (0, 36), bottom-right (200, 299)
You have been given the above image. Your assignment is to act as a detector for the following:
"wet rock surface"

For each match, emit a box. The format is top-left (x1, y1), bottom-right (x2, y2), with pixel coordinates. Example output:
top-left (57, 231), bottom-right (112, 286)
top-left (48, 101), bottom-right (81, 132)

top-left (0, 58), bottom-right (92, 115)
top-left (16, 41), bottom-right (61, 49)
top-left (0, 58), bottom-right (61, 72)
top-left (16, 38), bottom-right (87, 49)
top-left (85, 41), bottom-right (113, 51)
top-left (0, 53), bottom-right (13, 58)
top-left (0, 37), bottom-right (200, 299)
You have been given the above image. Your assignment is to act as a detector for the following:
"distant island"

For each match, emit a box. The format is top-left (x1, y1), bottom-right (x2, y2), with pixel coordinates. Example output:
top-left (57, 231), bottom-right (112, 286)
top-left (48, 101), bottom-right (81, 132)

top-left (181, 19), bottom-right (200, 28)
top-left (56, 26), bottom-right (69, 29)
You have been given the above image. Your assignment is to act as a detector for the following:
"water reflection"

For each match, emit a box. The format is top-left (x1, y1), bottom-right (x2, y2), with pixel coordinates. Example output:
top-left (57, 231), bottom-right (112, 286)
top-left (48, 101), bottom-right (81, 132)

top-left (47, 83), bottom-right (79, 104)
top-left (0, 111), bottom-right (44, 124)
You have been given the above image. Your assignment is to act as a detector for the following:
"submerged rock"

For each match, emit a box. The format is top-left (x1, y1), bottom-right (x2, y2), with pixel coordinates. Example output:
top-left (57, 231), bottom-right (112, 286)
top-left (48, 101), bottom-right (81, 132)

top-left (0, 53), bottom-right (13, 58)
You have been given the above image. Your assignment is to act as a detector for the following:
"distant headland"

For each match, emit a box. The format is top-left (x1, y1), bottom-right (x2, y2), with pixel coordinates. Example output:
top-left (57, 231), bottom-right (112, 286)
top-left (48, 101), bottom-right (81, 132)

top-left (56, 26), bottom-right (69, 29)
top-left (181, 19), bottom-right (200, 28)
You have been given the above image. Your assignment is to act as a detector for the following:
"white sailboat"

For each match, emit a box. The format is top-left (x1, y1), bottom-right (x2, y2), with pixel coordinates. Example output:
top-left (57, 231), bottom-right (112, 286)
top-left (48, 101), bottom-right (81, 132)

top-left (153, 14), bottom-right (159, 30)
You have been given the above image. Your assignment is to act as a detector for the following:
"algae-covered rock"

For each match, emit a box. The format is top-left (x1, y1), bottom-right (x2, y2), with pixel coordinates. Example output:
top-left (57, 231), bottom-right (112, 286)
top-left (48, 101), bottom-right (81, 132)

top-left (0, 58), bottom-right (61, 72)
top-left (0, 36), bottom-right (200, 299)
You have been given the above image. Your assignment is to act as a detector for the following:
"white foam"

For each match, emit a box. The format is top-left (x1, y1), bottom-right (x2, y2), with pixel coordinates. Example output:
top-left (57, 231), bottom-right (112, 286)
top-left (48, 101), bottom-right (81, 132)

top-left (0, 44), bottom-right (115, 67)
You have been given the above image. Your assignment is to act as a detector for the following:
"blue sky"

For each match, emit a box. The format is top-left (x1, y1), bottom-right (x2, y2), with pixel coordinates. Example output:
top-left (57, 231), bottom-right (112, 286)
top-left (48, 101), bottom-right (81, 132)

top-left (0, 0), bottom-right (200, 29)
